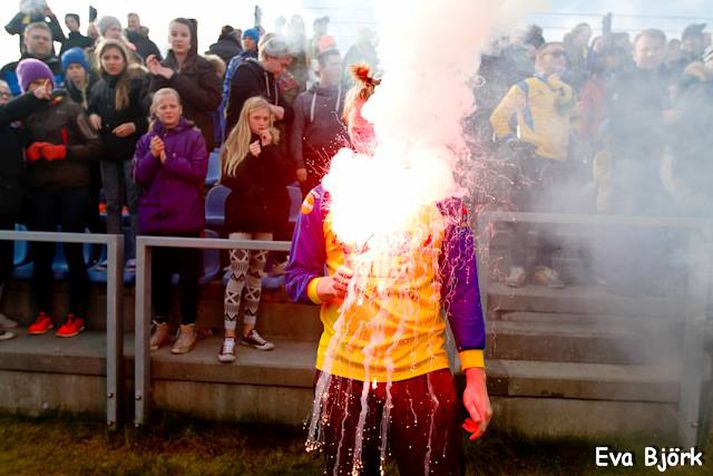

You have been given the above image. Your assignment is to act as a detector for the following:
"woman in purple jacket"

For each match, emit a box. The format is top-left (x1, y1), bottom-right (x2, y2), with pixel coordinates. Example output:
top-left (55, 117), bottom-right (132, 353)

top-left (133, 87), bottom-right (208, 355)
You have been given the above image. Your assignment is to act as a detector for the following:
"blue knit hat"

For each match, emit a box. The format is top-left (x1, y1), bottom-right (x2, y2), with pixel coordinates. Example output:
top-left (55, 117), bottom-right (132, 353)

top-left (16, 58), bottom-right (54, 94)
top-left (61, 47), bottom-right (89, 73)
top-left (242, 28), bottom-right (260, 43)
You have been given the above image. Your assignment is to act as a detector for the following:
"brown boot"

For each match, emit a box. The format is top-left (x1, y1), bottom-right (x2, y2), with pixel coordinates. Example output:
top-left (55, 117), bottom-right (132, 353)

top-left (150, 321), bottom-right (171, 351)
top-left (171, 324), bottom-right (197, 354)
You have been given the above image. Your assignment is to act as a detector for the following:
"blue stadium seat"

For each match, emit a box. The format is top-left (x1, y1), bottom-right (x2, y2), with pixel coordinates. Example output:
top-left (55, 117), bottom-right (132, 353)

top-left (205, 184), bottom-right (231, 228)
top-left (13, 231), bottom-right (91, 280)
top-left (287, 183), bottom-right (303, 224)
top-left (205, 148), bottom-right (221, 186)
top-left (171, 229), bottom-right (221, 286)
top-left (13, 224), bottom-right (28, 267)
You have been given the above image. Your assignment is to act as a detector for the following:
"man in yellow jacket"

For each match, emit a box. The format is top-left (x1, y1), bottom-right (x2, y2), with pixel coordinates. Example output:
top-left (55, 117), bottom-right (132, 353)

top-left (490, 42), bottom-right (575, 288)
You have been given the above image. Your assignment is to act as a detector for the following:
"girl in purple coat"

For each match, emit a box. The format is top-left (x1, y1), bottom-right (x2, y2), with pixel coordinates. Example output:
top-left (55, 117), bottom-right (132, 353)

top-left (133, 88), bottom-right (208, 355)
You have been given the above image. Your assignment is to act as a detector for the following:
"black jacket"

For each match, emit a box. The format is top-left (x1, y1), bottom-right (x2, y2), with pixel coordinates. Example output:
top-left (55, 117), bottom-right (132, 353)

top-left (88, 68), bottom-right (150, 161)
top-left (65, 72), bottom-right (98, 111)
top-left (126, 29), bottom-right (162, 62)
top-left (150, 52), bottom-right (222, 152)
top-left (221, 136), bottom-right (292, 233)
top-left (23, 91), bottom-right (102, 189)
top-left (59, 31), bottom-right (95, 57)
top-left (0, 93), bottom-right (45, 217)
top-left (225, 58), bottom-right (294, 134)
top-left (207, 35), bottom-right (242, 64)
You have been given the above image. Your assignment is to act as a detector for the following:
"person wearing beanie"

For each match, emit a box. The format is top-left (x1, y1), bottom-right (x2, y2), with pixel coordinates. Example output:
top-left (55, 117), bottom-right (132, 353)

top-left (1, 21), bottom-right (64, 96)
top-left (59, 13), bottom-right (94, 56)
top-left (61, 47), bottom-right (95, 108)
top-left (218, 27), bottom-right (261, 141)
top-left (17, 57), bottom-right (103, 339)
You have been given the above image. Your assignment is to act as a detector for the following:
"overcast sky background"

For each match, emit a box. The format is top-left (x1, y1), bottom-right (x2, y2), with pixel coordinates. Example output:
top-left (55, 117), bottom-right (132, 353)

top-left (1, 0), bottom-right (712, 66)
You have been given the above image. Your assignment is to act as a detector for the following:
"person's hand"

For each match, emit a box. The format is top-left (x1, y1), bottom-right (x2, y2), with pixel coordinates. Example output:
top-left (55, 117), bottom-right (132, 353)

top-left (26, 142), bottom-right (47, 162)
top-left (89, 114), bottom-right (102, 131)
top-left (259, 129), bottom-right (272, 146)
top-left (159, 150), bottom-right (167, 164)
top-left (113, 122), bottom-right (136, 137)
top-left (268, 104), bottom-right (285, 121)
top-left (41, 144), bottom-right (67, 161)
top-left (146, 55), bottom-right (174, 79)
top-left (462, 367), bottom-right (492, 441)
top-left (249, 140), bottom-right (261, 157)
top-left (43, 6), bottom-right (55, 18)
top-left (31, 79), bottom-right (52, 100)
top-left (150, 136), bottom-right (165, 158)
top-left (316, 266), bottom-right (353, 302)
top-left (296, 168), bottom-right (307, 182)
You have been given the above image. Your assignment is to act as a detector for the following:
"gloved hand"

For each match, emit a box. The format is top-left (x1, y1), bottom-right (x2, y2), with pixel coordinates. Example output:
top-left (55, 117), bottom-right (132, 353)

top-left (26, 142), bottom-right (46, 162)
top-left (41, 144), bottom-right (67, 161)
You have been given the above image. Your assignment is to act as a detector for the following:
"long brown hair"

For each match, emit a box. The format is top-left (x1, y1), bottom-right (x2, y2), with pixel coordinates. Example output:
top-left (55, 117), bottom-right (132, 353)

top-left (96, 39), bottom-right (137, 110)
top-left (222, 96), bottom-right (280, 177)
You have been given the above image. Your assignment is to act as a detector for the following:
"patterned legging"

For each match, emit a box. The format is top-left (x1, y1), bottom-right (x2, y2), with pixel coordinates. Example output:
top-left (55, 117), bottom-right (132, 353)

top-left (224, 232), bottom-right (272, 331)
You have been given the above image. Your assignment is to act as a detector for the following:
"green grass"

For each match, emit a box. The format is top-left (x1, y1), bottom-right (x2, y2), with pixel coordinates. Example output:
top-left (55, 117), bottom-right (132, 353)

top-left (0, 412), bottom-right (710, 475)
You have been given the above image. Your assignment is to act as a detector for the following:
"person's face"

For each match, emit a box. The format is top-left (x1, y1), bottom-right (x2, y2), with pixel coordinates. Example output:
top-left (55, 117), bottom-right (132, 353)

top-left (27, 79), bottom-right (48, 93)
top-left (539, 45), bottom-right (567, 75)
top-left (65, 17), bottom-right (79, 32)
top-left (169, 22), bottom-right (192, 55)
top-left (318, 54), bottom-right (342, 86)
top-left (127, 15), bottom-right (140, 31)
top-left (0, 84), bottom-right (12, 105)
top-left (248, 107), bottom-right (270, 134)
top-left (155, 95), bottom-right (182, 127)
top-left (262, 56), bottom-right (291, 77)
top-left (682, 36), bottom-right (704, 57)
top-left (104, 25), bottom-right (123, 41)
top-left (634, 36), bottom-right (665, 70)
top-left (24, 27), bottom-right (52, 58)
top-left (100, 47), bottom-right (127, 76)
top-left (65, 63), bottom-right (86, 85)
top-left (242, 37), bottom-right (256, 51)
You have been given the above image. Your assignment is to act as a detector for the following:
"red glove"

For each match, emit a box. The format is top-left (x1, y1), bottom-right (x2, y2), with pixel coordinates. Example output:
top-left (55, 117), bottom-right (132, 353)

top-left (26, 142), bottom-right (46, 162)
top-left (41, 144), bottom-right (67, 161)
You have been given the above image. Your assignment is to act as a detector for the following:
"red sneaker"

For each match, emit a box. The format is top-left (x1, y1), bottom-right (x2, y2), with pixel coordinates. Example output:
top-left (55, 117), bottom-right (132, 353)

top-left (28, 312), bottom-right (53, 335)
top-left (55, 314), bottom-right (85, 338)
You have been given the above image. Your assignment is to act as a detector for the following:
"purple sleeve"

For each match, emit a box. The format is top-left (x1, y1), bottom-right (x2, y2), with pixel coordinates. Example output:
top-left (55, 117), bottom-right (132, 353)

top-left (439, 202), bottom-right (486, 353)
top-left (285, 189), bottom-right (327, 304)
top-left (132, 135), bottom-right (160, 187)
top-left (161, 132), bottom-right (208, 185)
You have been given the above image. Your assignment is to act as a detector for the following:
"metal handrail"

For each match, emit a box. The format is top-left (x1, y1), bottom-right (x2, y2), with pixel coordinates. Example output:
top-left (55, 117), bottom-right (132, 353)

top-left (476, 211), bottom-right (712, 447)
top-left (133, 235), bottom-right (291, 427)
top-left (0, 230), bottom-right (124, 430)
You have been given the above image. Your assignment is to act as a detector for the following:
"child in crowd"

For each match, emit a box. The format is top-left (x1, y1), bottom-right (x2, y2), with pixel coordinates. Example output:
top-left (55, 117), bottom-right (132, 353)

top-left (19, 59), bottom-right (103, 338)
top-left (89, 39), bottom-right (149, 268)
top-left (133, 88), bottom-right (207, 355)
top-left (217, 96), bottom-right (292, 362)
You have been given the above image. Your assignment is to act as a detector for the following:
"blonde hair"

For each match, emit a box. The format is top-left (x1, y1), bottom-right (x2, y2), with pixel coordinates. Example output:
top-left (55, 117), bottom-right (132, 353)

top-left (222, 96), bottom-right (280, 176)
top-left (96, 39), bottom-right (136, 110)
top-left (149, 88), bottom-right (182, 129)
top-left (342, 63), bottom-right (380, 126)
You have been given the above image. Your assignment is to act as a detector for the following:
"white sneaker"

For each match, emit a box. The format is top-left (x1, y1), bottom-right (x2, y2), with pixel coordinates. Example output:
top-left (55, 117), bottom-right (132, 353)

top-left (217, 337), bottom-right (237, 363)
top-left (0, 330), bottom-right (15, 341)
top-left (0, 313), bottom-right (19, 329)
top-left (240, 329), bottom-right (275, 351)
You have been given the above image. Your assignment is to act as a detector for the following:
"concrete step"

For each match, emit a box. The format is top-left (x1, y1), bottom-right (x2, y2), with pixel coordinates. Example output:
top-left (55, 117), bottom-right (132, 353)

top-left (487, 283), bottom-right (687, 318)
top-left (486, 314), bottom-right (682, 364)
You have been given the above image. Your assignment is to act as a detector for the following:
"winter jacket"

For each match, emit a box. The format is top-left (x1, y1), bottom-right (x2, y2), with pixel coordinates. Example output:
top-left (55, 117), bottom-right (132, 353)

top-left (23, 91), bottom-right (102, 189)
top-left (133, 118), bottom-right (208, 235)
top-left (0, 53), bottom-right (64, 97)
top-left (149, 51), bottom-right (222, 152)
top-left (218, 49), bottom-right (257, 141)
top-left (220, 134), bottom-right (292, 234)
top-left (88, 68), bottom-right (150, 161)
top-left (125, 28), bottom-right (162, 62)
top-left (225, 58), bottom-right (294, 134)
top-left (59, 31), bottom-right (94, 57)
top-left (207, 35), bottom-right (242, 64)
top-left (65, 72), bottom-right (98, 111)
top-left (0, 92), bottom-right (46, 217)
top-left (290, 83), bottom-right (349, 170)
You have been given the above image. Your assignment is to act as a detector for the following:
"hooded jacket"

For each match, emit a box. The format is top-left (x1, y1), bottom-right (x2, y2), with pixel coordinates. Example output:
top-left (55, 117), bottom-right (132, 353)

top-left (225, 58), bottom-right (294, 134)
top-left (133, 118), bottom-right (208, 235)
top-left (290, 83), bottom-right (348, 169)
top-left (149, 51), bottom-right (222, 152)
top-left (23, 90), bottom-right (102, 189)
top-left (207, 34), bottom-right (242, 64)
top-left (220, 134), bottom-right (292, 233)
top-left (88, 66), bottom-right (150, 161)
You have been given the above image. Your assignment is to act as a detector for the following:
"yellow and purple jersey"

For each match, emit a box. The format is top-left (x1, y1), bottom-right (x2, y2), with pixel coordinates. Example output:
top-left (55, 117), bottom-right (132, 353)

top-left (285, 186), bottom-right (486, 382)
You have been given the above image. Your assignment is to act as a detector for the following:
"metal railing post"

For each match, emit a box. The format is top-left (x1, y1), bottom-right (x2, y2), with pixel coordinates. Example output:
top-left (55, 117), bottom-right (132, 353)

top-left (134, 236), bottom-right (152, 427)
top-left (105, 234), bottom-right (124, 430)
